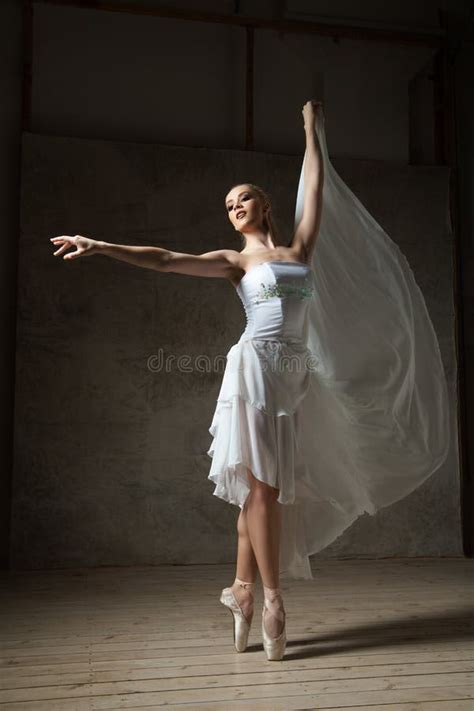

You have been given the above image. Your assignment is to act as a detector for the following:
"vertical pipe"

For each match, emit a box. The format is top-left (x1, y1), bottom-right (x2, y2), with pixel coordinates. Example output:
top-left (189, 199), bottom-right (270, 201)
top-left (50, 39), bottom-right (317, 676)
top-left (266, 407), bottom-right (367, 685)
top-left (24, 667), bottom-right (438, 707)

top-left (22, 0), bottom-right (33, 132)
top-left (441, 30), bottom-right (471, 554)
top-left (245, 25), bottom-right (254, 150)
top-left (433, 48), bottom-right (446, 165)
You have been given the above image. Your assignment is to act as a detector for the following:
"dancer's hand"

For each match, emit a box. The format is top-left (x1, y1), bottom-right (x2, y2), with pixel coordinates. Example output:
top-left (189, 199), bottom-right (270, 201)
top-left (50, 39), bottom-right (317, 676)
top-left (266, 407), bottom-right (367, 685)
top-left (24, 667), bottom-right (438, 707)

top-left (50, 234), bottom-right (99, 260)
top-left (302, 100), bottom-right (323, 129)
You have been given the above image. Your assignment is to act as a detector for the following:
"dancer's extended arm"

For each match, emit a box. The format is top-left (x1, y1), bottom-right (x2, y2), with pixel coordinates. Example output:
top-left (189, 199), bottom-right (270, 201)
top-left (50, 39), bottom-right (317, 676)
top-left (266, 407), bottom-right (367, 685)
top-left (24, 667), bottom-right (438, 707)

top-left (291, 101), bottom-right (324, 262)
top-left (50, 235), bottom-right (239, 279)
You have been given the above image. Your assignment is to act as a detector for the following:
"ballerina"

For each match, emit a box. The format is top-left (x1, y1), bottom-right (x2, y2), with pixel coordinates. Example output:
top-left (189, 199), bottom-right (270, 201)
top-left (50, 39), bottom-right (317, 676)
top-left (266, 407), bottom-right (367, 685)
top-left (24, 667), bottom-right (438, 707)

top-left (50, 98), bottom-right (449, 663)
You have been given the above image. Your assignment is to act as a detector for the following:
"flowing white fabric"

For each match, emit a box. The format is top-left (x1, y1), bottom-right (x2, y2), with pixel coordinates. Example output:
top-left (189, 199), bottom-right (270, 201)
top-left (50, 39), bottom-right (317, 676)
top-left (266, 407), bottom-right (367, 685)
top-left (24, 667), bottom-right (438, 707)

top-left (295, 108), bottom-right (450, 518)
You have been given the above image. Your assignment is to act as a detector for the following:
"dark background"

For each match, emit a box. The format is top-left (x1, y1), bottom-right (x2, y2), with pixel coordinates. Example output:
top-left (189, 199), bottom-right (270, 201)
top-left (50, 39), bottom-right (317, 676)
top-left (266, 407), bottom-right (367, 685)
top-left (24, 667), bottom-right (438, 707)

top-left (1, 0), bottom-right (472, 569)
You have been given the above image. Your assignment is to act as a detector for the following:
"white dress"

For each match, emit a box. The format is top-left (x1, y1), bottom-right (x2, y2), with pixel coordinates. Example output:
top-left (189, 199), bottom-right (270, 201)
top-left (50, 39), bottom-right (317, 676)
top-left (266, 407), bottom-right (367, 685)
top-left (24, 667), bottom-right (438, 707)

top-left (207, 111), bottom-right (450, 581)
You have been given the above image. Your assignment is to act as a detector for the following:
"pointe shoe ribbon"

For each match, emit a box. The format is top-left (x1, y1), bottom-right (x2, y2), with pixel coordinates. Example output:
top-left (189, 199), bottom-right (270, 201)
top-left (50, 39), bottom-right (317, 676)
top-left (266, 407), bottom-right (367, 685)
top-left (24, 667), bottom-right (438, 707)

top-left (220, 586), bottom-right (253, 652)
top-left (262, 594), bottom-right (286, 661)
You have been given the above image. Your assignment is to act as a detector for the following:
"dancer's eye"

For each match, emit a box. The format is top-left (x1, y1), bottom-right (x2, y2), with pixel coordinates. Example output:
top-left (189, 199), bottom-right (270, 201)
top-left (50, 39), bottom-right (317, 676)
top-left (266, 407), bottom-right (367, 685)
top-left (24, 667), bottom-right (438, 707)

top-left (227, 195), bottom-right (250, 210)
top-left (227, 194), bottom-right (250, 211)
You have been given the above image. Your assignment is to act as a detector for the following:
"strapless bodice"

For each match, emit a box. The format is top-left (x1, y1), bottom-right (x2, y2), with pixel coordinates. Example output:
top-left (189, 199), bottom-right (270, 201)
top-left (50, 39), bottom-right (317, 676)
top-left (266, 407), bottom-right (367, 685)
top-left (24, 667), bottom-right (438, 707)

top-left (235, 261), bottom-right (315, 344)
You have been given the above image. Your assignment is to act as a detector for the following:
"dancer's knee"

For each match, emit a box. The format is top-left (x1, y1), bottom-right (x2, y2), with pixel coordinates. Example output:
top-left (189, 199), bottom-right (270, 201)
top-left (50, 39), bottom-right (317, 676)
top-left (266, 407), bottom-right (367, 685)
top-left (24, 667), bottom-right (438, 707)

top-left (246, 468), bottom-right (279, 503)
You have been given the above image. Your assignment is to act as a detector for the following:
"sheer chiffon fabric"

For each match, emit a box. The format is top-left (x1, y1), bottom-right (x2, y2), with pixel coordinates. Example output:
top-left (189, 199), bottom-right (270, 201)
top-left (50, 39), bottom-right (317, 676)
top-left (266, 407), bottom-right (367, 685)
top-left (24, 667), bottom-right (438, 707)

top-left (297, 110), bottom-right (450, 515)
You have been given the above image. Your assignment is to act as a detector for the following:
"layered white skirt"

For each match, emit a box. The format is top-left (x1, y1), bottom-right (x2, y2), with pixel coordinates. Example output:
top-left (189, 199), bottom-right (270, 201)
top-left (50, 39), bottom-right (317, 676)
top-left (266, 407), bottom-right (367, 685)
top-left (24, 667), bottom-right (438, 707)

top-left (207, 337), bottom-right (373, 580)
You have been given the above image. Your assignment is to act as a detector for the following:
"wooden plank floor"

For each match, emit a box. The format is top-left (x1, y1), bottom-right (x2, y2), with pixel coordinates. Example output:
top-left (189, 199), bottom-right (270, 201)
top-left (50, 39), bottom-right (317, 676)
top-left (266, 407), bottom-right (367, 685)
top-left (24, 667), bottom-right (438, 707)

top-left (0, 558), bottom-right (473, 710)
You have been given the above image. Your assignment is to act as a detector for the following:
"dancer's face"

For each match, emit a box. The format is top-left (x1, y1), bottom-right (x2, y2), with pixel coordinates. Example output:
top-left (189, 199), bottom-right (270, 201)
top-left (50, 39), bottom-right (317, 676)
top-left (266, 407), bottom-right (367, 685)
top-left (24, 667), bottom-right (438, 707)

top-left (225, 185), bottom-right (267, 233)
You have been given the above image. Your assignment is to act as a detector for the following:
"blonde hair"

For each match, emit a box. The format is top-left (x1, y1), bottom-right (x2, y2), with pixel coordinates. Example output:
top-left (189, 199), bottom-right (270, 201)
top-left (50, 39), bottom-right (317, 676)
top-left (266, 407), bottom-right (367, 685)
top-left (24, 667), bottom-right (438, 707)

top-left (228, 183), bottom-right (282, 248)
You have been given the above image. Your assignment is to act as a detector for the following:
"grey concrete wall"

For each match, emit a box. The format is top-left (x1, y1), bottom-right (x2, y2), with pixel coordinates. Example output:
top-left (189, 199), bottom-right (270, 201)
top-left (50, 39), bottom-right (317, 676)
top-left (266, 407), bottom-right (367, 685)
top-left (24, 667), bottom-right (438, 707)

top-left (10, 132), bottom-right (459, 568)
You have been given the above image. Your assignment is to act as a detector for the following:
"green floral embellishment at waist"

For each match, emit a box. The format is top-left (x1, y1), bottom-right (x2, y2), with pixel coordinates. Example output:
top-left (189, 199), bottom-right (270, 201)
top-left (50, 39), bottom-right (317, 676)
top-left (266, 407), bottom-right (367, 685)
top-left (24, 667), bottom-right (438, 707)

top-left (255, 281), bottom-right (315, 302)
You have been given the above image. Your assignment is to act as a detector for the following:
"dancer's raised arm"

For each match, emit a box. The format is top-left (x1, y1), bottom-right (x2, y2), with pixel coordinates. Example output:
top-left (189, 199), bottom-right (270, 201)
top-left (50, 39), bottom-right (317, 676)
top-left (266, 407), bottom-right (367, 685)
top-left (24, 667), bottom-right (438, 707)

top-left (290, 100), bottom-right (324, 262)
top-left (49, 234), bottom-right (239, 279)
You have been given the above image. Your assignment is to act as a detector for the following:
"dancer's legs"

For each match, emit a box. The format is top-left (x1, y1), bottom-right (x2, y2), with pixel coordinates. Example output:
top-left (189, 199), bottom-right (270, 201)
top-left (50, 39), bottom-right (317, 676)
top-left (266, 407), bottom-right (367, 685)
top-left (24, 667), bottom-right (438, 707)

top-left (230, 469), bottom-right (284, 632)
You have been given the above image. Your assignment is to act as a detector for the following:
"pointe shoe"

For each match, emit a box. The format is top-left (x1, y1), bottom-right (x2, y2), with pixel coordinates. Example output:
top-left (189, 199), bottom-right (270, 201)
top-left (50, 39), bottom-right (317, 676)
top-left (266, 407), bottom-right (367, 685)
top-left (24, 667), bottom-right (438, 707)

top-left (219, 580), bottom-right (254, 652)
top-left (262, 592), bottom-right (286, 661)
